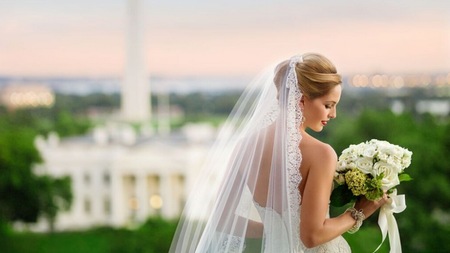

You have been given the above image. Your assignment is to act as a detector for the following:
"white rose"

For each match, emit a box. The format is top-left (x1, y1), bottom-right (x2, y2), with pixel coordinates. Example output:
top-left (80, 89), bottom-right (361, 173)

top-left (355, 157), bottom-right (373, 174)
top-left (342, 147), bottom-right (358, 161)
top-left (377, 140), bottom-right (390, 147)
top-left (392, 146), bottom-right (404, 158)
top-left (373, 161), bottom-right (400, 190)
top-left (368, 139), bottom-right (376, 146)
top-left (358, 143), bottom-right (372, 157)
top-left (404, 149), bottom-right (413, 158)
top-left (362, 145), bottom-right (377, 158)
top-left (401, 150), bottom-right (412, 169)
top-left (341, 153), bottom-right (357, 164)
top-left (347, 162), bottom-right (357, 169)
top-left (339, 153), bottom-right (348, 161)
top-left (337, 160), bottom-right (347, 171)
top-left (402, 156), bottom-right (411, 169)
top-left (386, 156), bottom-right (402, 172)
top-left (377, 152), bottom-right (388, 162)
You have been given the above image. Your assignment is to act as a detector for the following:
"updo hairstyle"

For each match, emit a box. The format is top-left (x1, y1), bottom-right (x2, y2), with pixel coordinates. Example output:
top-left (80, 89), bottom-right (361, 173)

top-left (296, 53), bottom-right (342, 99)
top-left (274, 53), bottom-right (342, 99)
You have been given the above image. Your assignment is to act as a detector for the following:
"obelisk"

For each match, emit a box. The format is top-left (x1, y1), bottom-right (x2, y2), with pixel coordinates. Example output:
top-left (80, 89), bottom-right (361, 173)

top-left (121, 0), bottom-right (150, 122)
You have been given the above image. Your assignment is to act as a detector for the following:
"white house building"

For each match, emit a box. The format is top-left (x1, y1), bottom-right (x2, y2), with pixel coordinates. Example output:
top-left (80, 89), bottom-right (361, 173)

top-left (32, 123), bottom-right (215, 231)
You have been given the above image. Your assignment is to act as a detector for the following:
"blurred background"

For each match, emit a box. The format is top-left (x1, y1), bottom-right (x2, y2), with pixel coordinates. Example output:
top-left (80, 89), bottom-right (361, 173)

top-left (0, 0), bottom-right (449, 252)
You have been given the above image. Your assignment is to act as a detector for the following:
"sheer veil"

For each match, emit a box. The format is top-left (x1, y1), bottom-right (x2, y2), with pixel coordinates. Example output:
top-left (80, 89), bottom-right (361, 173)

top-left (170, 55), bottom-right (306, 253)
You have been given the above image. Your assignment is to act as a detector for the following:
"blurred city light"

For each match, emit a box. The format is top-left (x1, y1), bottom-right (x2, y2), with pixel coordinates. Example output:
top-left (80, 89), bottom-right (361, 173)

top-left (0, 84), bottom-right (54, 109)
top-left (348, 73), bottom-right (450, 90)
top-left (149, 195), bottom-right (163, 210)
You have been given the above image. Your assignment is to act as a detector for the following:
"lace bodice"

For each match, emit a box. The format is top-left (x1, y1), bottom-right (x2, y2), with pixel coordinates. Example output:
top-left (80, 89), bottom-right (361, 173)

top-left (304, 236), bottom-right (350, 253)
top-left (253, 202), bottom-right (351, 253)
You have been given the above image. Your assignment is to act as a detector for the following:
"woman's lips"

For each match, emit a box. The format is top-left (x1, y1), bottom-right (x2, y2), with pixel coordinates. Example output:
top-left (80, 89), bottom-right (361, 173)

top-left (321, 121), bottom-right (328, 126)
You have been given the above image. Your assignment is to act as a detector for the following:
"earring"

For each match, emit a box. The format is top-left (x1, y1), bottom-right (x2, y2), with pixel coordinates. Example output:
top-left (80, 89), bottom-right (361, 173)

top-left (300, 109), bottom-right (306, 126)
top-left (301, 115), bottom-right (306, 125)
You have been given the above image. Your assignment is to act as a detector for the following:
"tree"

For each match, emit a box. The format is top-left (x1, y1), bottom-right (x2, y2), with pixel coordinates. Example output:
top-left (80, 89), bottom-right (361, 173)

top-left (0, 107), bottom-right (74, 233)
top-left (0, 126), bottom-right (42, 225)
top-left (37, 175), bottom-right (73, 232)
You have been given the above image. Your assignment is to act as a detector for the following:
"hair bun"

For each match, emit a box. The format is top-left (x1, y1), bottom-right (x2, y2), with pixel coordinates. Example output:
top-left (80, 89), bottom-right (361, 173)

top-left (295, 53), bottom-right (342, 99)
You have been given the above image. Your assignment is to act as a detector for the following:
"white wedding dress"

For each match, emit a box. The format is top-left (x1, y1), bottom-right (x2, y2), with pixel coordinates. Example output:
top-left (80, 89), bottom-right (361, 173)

top-left (302, 210), bottom-right (351, 253)
top-left (251, 202), bottom-right (351, 253)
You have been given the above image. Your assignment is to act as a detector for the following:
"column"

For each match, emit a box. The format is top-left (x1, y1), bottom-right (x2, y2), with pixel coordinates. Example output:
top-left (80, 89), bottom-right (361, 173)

top-left (135, 173), bottom-right (149, 222)
top-left (93, 169), bottom-right (103, 222)
top-left (110, 171), bottom-right (124, 227)
top-left (160, 174), bottom-right (174, 218)
top-left (72, 167), bottom-right (84, 227)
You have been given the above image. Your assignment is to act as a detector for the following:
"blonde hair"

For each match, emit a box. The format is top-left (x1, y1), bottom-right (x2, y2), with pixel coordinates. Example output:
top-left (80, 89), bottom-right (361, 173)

top-left (295, 53), bottom-right (342, 100)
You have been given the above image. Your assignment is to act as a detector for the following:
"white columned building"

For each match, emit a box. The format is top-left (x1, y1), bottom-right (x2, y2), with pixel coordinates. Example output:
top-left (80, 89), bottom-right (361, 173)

top-left (32, 123), bottom-right (215, 231)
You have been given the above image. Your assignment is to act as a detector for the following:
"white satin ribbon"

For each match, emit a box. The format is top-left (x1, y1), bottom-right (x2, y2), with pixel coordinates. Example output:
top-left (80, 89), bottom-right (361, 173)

top-left (373, 189), bottom-right (406, 253)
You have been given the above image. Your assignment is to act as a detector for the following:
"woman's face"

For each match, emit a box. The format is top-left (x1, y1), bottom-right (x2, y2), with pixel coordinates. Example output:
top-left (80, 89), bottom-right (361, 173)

top-left (301, 85), bottom-right (342, 132)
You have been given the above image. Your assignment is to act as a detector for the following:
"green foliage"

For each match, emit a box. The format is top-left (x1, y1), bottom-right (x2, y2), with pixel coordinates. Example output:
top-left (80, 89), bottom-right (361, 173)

top-left (330, 184), bottom-right (356, 207)
top-left (0, 125), bottom-right (42, 224)
top-left (109, 217), bottom-right (178, 253)
top-left (364, 174), bottom-right (384, 201)
top-left (343, 226), bottom-right (390, 252)
top-left (0, 100), bottom-right (88, 233)
top-left (398, 173), bottom-right (412, 182)
top-left (37, 176), bottom-right (73, 231)
top-left (168, 92), bottom-right (241, 119)
top-left (0, 217), bottom-right (178, 253)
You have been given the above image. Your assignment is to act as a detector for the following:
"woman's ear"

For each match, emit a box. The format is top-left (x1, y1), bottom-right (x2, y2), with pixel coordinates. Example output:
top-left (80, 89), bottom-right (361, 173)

top-left (299, 94), bottom-right (306, 110)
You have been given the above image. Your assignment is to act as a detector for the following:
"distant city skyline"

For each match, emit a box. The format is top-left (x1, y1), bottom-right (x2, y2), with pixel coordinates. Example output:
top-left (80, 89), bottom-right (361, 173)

top-left (0, 0), bottom-right (449, 78)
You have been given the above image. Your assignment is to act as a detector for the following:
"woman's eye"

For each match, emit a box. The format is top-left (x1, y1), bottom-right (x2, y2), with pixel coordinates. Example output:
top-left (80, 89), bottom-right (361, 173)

top-left (325, 105), bottom-right (331, 109)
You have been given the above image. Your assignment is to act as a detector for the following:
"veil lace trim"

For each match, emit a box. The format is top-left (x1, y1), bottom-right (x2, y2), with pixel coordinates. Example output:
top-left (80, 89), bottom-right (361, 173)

top-left (286, 55), bottom-right (303, 251)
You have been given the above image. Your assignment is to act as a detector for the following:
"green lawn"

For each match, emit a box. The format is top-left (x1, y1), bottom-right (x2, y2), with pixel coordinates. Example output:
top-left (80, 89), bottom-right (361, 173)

top-left (1, 223), bottom-right (393, 253)
top-left (0, 218), bottom-right (178, 253)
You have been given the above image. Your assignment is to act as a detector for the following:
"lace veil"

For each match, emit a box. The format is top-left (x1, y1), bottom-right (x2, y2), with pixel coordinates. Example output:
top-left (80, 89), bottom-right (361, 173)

top-left (170, 55), bottom-right (306, 253)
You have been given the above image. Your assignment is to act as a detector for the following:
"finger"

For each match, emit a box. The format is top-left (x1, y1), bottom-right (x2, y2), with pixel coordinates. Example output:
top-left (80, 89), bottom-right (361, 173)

top-left (376, 195), bottom-right (387, 206)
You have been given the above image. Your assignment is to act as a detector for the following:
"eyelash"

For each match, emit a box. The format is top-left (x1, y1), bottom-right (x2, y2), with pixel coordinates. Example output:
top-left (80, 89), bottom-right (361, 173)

top-left (325, 105), bottom-right (332, 109)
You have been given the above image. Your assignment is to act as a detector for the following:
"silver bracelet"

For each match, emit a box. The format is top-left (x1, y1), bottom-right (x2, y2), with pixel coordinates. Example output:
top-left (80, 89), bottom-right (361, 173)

top-left (346, 207), bottom-right (365, 234)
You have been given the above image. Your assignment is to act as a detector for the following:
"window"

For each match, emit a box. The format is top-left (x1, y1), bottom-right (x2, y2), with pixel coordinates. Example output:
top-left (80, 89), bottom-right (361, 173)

top-left (103, 172), bottom-right (110, 185)
top-left (84, 173), bottom-right (90, 186)
top-left (104, 197), bottom-right (111, 215)
top-left (84, 198), bottom-right (91, 214)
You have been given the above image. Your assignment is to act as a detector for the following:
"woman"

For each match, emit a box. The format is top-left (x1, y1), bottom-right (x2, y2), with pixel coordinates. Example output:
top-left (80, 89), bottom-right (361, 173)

top-left (170, 53), bottom-right (387, 252)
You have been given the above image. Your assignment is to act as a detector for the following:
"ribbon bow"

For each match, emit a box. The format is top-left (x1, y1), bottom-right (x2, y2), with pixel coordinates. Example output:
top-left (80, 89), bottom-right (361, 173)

top-left (374, 189), bottom-right (407, 253)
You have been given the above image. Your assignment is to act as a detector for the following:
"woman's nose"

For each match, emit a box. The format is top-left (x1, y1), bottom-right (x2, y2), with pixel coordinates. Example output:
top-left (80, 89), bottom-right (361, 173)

top-left (329, 109), bottom-right (337, 119)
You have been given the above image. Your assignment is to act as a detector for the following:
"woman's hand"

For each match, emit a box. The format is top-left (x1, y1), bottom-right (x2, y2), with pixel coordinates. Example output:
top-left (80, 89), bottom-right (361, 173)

top-left (353, 192), bottom-right (388, 219)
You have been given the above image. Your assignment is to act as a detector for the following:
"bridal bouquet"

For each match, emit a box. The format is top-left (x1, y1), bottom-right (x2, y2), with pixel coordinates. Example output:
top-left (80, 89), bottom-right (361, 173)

top-left (331, 139), bottom-right (412, 253)
top-left (331, 139), bottom-right (412, 206)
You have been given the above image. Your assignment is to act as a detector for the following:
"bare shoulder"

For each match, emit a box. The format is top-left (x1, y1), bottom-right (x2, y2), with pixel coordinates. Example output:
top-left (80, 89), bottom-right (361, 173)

top-left (301, 134), bottom-right (337, 171)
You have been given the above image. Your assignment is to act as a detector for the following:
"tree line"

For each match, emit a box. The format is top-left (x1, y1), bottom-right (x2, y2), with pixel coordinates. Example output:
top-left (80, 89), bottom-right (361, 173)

top-left (0, 89), bottom-right (449, 252)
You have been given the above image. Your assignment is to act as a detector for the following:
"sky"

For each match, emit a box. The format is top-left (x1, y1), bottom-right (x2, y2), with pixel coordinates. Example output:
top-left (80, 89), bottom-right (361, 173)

top-left (0, 0), bottom-right (449, 78)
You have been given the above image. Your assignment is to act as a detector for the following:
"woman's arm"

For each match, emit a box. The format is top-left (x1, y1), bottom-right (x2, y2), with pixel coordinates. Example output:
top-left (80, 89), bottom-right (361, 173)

top-left (300, 144), bottom-right (386, 248)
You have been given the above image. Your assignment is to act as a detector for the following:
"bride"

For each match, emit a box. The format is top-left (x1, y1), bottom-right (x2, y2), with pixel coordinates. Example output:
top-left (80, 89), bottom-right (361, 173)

top-left (170, 53), bottom-right (387, 252)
